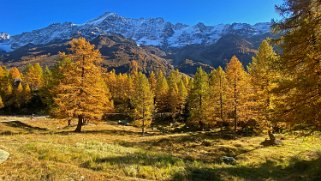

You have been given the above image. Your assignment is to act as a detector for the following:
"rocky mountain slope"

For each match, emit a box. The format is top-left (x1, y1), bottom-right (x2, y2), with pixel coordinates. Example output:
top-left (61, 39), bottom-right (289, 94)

top-left (0, 12), bottom-right (273, 73)
top-left (0, 34), bottom-right (172, 73)
top-left (0, 12), bottom-right (271, 50)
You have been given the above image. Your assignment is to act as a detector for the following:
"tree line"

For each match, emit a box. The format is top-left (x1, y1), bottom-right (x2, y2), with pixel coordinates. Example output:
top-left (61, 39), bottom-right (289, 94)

top-left (0, 38), bottom-right (277, 133)
top-left (0, 0), bottom-right (319, 133)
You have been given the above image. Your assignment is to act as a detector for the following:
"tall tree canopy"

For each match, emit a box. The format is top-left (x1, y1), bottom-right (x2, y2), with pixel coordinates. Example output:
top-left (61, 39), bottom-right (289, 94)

top-left (188, 67), bottom-right (211, 128)
top-left (226, 56), bottom-right (252, 132)
top-left (53, 38), bottom-right (113, 132)
top-left (25, 63), bottom-right (44, 90)
top-left (131, 72), bottom-right (154, 135)
top-left (248, 40), bottom-right (279, 125)
top-left (9, 67), bottom-right (22, 80)
top-left (209, 67), bottom-right (228, 123)
top-left (155, 71), bottom-right (169, 113)
top-left (273, 0), bottom-right (321, 128)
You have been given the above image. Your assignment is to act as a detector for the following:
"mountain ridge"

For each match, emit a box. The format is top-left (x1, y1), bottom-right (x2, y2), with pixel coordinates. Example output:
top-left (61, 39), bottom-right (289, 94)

top-left (0, 12), bottom-right (271, 52)
top-left (0, 12), bottom-right (274, 74)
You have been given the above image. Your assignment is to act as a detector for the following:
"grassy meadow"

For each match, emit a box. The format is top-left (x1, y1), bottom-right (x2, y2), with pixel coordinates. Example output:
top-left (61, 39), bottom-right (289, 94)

top-left (0, 116), bottom-right (321, 181)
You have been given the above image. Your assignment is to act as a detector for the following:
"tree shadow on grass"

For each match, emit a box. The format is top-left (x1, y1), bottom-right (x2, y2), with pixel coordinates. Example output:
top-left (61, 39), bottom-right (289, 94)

top-left (80, 152), bottom-right (220, 180)
top-left (2, 121), bottom-right (47, 132)
top-left (118, 131), bottom-right (236, 148)
top-left (85, 153), bottom-right (181, 166)
top-left (82, 146), bottom-right (321, 181)
top-left (172, 154), bottom-right (321, 181)
top-left (0, 130), bottom-right (21, 136)
top-left (80, 152), bottom-right (185, 174)
top-left (117, 131), bottom-right (262, 163)
top-left (80, 129), bottom-right (158, 136)
top-left (41, 129), bottom-right (158, 136)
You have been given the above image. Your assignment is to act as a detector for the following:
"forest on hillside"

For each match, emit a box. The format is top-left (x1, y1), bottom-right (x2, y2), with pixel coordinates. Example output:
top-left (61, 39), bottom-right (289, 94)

top-left (0, 1), bottom-right (321, 180)
top-left (0, 0), bottom-right (320, 135)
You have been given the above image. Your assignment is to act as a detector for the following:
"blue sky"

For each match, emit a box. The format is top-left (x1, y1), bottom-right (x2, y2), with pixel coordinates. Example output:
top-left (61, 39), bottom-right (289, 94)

top-left (1, 0), bottom-right (283, 35)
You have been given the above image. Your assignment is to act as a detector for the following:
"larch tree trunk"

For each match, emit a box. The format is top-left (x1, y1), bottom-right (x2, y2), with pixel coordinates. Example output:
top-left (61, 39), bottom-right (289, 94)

top-left (75, 115), bottom-right (84, 132)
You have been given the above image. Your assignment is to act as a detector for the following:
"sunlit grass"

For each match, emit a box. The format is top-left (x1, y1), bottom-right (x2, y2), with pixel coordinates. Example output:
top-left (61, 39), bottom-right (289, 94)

top-left (0, 117), bottom-right (321, 180)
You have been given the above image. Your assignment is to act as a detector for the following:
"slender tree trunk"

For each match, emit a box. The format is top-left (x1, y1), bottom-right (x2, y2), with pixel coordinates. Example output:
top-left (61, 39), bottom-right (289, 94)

top-left (265, 78), bottom-right (271, 129)
top-left (266, 78), bottom-right (270, 121)
top-left (234, 108), bottom-right (237, 133)
top-left (142, 121), bottom-right (145, 136)
top-left (142, 96), bottom-right (145, 136)
top-left (75, 55), bottom-right (86, 133)
top-left (234, 80), bottom-right (237, 133)
top-left (142, 113), bottom-right (145, 136)
top-left (199, 94), bottom-right (202, 125)
top-left (75, 115), bottom-right (83, 132)
top-left (220, 76), bottom-right (223, 121)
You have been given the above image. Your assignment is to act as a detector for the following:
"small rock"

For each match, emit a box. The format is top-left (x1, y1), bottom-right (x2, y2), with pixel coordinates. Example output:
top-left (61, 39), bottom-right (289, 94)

top-left (80, 176), bottom-right (85, 181)
top-left (221, 156), bottom-right (236, 165)
top-left (0, 149), bottom-right (10, 164)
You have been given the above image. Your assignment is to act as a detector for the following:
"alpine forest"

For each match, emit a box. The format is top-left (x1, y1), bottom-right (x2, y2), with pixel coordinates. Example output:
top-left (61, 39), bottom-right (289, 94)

top-left (0, 0), bottom-right (320, 180)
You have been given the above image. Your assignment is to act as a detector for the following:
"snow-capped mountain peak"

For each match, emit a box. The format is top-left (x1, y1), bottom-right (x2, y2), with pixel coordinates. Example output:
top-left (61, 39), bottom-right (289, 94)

top-left (0, 12), bottom-right (272, 52)
top-left (0, 32), bottom-right (10, 41)
top-left (86, 12), bottom-right (120, 25)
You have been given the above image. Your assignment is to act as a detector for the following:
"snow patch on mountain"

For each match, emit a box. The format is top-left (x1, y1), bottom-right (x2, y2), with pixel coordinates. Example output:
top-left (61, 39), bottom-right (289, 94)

top-left (0, 33), bottom-right (10, 41)
top-left (0, 12), bottom-right (272, 52)
top-left (86, 12), bottom-right (119, 25)
top-left (253, 23), bottom-right (271, 33)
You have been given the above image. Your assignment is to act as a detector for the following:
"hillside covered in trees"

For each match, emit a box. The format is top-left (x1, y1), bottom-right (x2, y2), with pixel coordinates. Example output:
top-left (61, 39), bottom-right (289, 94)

top-left (0, 24), bottom-right (320, 134)
top-left (0, 0), bottom-right (320, 133)
top-left (0, 0), bottom-right (320, 180)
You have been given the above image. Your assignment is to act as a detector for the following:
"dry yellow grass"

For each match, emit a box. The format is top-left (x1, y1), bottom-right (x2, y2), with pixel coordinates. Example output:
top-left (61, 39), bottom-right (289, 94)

top-left (0, 116), bottom-right (321, 181)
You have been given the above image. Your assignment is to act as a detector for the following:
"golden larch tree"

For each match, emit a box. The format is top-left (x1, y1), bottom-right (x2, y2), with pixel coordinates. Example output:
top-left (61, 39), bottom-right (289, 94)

top-left (23, 84), bottom-right (32, 103)
top-left (226, 56), bottom-right (252, 132)
top-left (188, 67), bottom-right (211, 128)
top-left (43, 66), bottom-right (53, 88)
top-left (209, 66), bottom-right (228, 123)
top-left (53, 38), bottom-right (113, 132)
top-left (149, 71), bottom-right (157, 96)
top-left (25, 63), bottom-right (44, 90)
top-left (14, 82), bottom-right (24, 108)
top-left (168, 70), bottom-right (181, 116)
top-left (131, 72), bottom-right (154, 135)
top-left (155, 71), bottom-right (169, 112)
top-left (0, 67), bottom-right (9, 98)
top-left (9, 67), bottom-right (22, 80)
top-left (248, 40), bottom-right (279, 125)
top-left (273, 0), bottom-right (321, 128)
top-left (177, 79), bottom-right (188, 116)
